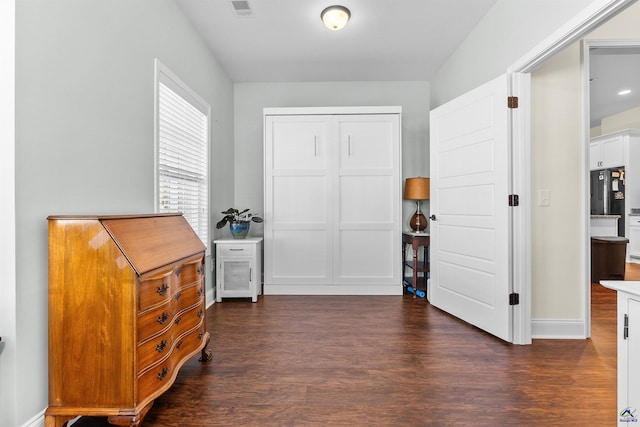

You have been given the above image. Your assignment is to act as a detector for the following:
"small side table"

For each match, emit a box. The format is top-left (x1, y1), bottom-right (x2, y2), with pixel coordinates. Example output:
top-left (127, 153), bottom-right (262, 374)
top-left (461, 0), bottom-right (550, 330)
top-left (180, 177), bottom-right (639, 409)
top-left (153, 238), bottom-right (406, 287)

top-left (215, 237), bottom-right (263, 302)
top-left (402, 231), bottom-right (430, 298)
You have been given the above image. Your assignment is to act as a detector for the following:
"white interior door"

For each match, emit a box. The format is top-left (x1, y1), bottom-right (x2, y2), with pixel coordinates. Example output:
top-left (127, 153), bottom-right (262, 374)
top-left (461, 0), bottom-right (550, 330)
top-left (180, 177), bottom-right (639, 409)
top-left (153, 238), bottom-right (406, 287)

top-left (429, 74), bottom-right (512, 342)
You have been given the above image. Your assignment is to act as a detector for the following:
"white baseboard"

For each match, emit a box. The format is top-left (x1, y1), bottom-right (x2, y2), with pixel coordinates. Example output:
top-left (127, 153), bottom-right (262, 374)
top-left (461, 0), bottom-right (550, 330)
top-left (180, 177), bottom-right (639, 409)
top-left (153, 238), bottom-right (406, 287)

top-left (264, 284), bottom-right (403, 296)
top-left (21, 409), bottom-right (44, 427)
top-left (531, 318), bottom-right (587, 339)
top-left (24, 412), bottom-right (83, 427)
top-left (206, 288), bottom-right (215, 308)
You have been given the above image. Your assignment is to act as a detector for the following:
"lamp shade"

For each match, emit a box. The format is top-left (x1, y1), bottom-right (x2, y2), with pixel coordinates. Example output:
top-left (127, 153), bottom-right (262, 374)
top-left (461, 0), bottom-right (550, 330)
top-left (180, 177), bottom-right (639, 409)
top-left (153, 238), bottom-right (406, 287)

top-left (321, 5), bottom-right (351, 30)
top-left (404, 177), bottom-right (430, 200)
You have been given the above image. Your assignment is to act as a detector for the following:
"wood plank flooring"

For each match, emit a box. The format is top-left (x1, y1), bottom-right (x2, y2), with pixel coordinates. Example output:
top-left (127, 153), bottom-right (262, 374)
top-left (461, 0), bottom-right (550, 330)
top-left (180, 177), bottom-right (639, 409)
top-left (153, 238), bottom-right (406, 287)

top-left (72, 265), bottom-right (640, 426)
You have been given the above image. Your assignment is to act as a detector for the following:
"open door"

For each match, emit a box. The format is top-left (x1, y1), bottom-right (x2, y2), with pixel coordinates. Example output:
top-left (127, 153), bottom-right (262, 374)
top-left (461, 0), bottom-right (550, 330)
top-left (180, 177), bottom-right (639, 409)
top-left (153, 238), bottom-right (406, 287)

top-left (429, 74), bottom-right (514, 342)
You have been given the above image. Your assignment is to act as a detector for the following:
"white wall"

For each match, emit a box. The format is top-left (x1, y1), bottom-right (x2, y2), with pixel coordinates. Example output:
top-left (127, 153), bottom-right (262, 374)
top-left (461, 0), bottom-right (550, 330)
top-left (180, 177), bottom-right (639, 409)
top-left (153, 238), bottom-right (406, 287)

top-left (600, 106), bottom-right (640, 134)
top-left (13, 0), bottom-right (233, 424)
top-left (233, 81), bottom-right (431, 236)
top-left (431, 0), bottom-right (594, 108)
top-left (530, 44), bottom-right (584, 322)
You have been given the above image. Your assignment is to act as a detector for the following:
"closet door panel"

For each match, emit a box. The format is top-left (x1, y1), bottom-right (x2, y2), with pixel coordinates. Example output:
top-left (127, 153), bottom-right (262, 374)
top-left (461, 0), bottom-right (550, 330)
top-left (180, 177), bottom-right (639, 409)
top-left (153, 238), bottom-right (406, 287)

top-left (273, 176), bottom-right (327, 224)
top-left (338, 117), bottom-right (396, 170)
top-left (335, 230), bottom-right (395, 281)
top-left (265, 115), bottom-right (332, 287)
top-left (338, 175), bottom-right (394, 223)
top-left (271, 230), bottom-right (330, 281)
top-left (270, 120), bottom-right (328, 170)
top-left (334, 114), bottom-right (401, 287)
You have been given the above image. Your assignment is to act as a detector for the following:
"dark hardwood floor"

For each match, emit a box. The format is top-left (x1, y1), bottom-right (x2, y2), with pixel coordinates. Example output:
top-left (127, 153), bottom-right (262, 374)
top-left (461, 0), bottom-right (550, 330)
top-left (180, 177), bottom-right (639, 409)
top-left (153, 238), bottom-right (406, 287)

top-left (72, 265), bottom-right (640, 426)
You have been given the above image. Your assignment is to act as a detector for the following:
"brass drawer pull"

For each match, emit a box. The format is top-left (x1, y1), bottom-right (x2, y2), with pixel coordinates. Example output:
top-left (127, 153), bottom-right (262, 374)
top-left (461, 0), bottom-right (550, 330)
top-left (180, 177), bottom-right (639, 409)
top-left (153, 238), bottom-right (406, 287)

top-left (157, 312), bottom-right (169, 324)
top-left (157, 283), bottom-right (169, 296)
top-left (175, 291), bottom-right (182, 301)
top-left (156, 340), bottom-right (167, 352)
top-left (174, 316), bottom-right (182, 325)
top-left (198, 309), bottom-right (204, 319)
top-left (176, 339), bottom-right (183, 349)
top-left (157, 367), bottom-right (168, 381)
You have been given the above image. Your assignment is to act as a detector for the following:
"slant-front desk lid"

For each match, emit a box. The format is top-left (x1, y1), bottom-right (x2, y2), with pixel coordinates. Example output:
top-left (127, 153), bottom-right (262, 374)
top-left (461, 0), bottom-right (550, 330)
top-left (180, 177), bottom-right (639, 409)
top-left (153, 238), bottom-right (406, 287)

top-left (47, 213), bottom-right (206, 275)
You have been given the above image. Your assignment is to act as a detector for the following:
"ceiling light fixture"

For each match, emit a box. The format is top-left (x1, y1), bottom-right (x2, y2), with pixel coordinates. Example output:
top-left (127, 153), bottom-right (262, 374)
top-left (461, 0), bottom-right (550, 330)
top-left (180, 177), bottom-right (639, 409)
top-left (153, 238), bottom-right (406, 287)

top-left (618, 89), bottom-right (632, 96)
top-left (321, 5), bottom-right (350, 31)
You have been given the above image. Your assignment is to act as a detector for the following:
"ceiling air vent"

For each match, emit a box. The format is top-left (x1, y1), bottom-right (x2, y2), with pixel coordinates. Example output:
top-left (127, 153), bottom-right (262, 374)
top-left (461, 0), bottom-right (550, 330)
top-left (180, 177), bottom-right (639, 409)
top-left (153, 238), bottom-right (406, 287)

top-left (231, 0), bottom-right (253, 17)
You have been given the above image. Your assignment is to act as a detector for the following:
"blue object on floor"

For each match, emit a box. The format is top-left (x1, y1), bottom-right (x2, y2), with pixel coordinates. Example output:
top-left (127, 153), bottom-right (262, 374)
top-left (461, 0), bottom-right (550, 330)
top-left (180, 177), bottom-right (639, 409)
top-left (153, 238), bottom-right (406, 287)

top-left (406, 285), bottom-right (425, 298)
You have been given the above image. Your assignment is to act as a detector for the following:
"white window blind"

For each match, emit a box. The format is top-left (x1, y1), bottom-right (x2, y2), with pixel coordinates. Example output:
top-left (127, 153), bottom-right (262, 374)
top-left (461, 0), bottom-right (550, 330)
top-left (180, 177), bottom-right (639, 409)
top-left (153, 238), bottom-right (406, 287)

top-left (155, 60), bottom-right (210, 246)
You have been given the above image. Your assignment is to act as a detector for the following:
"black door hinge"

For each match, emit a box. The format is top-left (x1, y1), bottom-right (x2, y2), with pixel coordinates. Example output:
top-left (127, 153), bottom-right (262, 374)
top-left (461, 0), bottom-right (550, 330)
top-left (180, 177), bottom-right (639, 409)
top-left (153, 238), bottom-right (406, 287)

top-left (624, 313), bottom-right (629, 340)
top-left (508, 194), bottom-right (519, 206)
top-left (509, 293), bottom-right (520, 305)
top-left (508, 96), bottom-right (519, 109)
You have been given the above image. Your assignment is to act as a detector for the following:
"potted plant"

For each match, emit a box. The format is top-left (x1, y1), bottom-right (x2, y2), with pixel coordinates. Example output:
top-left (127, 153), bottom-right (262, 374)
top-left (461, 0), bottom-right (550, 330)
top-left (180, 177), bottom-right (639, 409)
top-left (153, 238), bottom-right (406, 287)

top-left (216, 208), bottom-right (263, 239)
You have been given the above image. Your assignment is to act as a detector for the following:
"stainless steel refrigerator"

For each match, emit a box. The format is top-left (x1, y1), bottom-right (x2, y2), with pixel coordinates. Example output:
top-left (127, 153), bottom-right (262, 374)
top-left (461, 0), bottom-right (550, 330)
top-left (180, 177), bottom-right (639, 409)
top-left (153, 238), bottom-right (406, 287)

top-left (590, 167), bottom-right (625, 236)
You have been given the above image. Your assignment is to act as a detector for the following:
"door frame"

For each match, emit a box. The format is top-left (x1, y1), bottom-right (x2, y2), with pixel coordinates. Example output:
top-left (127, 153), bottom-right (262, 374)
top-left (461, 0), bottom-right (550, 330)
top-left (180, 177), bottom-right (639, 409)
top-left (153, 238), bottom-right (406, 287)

top-left (581, 38), bottom-right (640, 338)
top-left (0, 0), bottom-right (17, 425)
top-left (506, 0), bottom-right (636, 343)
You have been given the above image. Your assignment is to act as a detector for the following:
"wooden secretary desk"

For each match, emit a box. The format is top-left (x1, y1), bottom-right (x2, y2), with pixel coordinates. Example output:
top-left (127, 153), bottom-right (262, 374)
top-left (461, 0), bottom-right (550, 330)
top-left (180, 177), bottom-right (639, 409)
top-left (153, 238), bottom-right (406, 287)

top-left (45, 214), bottom-right (212, 427)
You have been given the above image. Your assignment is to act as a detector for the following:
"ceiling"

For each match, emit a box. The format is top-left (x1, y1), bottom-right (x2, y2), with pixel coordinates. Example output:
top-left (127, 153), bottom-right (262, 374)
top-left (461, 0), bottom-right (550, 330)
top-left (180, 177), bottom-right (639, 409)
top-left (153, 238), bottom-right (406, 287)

top-left (589, 47), bottom-right (640, 127)
top-left (176, 0), bottom-right (498, 82)
top-left (176, 1), bottom-right (640, 126)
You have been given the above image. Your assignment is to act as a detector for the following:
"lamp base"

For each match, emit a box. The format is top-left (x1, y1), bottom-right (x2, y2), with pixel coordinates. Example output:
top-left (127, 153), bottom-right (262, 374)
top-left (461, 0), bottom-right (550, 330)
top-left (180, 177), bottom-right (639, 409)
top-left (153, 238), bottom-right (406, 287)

top-left (409, 212), bottom-right (428, 232)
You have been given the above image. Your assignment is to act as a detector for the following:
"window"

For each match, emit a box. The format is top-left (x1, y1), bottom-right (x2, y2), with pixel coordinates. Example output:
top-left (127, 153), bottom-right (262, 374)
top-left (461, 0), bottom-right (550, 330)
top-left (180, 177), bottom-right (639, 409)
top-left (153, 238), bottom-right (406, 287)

top-left (155, 60), bottom-right (210, 246)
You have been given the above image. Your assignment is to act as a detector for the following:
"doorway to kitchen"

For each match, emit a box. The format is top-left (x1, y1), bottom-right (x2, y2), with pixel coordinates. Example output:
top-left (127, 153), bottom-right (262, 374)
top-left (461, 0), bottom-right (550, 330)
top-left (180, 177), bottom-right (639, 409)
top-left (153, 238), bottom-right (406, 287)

top-left (583, 40), bottom-right (640, 336)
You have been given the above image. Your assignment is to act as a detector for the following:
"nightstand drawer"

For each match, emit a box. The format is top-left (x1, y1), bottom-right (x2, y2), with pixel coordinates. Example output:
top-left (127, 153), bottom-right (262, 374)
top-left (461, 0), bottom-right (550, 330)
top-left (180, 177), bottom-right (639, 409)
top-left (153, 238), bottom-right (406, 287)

top-left (217, 244), bottom-right (255, 257)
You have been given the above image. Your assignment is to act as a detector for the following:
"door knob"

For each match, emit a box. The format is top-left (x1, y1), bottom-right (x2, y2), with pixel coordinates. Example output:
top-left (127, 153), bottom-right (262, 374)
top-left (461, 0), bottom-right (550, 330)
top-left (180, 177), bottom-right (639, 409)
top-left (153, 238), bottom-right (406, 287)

top-left (430, 215), bottom-right (437, 221)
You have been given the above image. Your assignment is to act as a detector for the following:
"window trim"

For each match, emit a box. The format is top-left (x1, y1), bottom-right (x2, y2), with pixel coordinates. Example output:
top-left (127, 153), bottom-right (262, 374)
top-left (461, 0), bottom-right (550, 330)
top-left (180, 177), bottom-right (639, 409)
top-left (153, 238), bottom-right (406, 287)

top-left (154, 59), bottom-right (211, 252)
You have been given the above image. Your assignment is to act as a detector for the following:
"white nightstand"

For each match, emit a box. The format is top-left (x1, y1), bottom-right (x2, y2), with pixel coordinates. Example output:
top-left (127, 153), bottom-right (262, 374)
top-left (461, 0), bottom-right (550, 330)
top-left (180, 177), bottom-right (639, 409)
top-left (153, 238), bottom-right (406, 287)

top-left (214, 237), bottom-right (263, 302)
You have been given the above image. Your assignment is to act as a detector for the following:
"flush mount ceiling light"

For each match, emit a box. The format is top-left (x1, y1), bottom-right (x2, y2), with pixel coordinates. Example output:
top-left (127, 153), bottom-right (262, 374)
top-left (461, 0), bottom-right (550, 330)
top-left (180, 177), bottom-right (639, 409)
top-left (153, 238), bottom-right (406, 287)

top-left (618, 89), bottom-right (632, 96)
top-left (321, 5), bottom-right (350, 30)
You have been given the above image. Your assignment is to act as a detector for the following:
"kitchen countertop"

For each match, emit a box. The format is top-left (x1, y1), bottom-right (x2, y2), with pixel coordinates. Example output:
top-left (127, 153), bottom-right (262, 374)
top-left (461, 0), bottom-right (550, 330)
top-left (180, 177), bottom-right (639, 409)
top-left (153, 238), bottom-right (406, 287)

top-left (600, 281), bottom-right (640, 297)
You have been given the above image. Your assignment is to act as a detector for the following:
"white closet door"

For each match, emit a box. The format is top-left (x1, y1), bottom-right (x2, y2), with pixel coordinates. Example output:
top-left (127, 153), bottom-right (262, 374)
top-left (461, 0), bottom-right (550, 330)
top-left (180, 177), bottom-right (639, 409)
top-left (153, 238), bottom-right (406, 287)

top-left (333, 114), bottom-right (401, 288)
top-left (264, 115), bottom-right (332, 287)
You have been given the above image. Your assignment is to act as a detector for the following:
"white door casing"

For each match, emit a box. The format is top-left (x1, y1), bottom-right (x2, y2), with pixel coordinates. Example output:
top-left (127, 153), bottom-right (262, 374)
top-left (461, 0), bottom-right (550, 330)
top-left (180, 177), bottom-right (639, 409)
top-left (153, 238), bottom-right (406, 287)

top-left (429, 74), bottom-right (512, 342)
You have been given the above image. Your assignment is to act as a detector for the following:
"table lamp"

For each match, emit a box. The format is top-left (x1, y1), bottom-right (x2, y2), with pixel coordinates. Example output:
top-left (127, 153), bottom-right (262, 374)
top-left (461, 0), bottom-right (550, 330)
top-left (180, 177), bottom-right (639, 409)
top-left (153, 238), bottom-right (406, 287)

top-left (404, 177), bottom-right (430, 232)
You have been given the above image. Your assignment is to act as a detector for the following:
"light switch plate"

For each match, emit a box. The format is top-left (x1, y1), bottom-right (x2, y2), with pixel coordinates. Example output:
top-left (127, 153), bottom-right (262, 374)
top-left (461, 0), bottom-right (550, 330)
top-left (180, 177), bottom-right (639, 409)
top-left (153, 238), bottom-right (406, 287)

top-left (539, 189), bottom-right (550, 207)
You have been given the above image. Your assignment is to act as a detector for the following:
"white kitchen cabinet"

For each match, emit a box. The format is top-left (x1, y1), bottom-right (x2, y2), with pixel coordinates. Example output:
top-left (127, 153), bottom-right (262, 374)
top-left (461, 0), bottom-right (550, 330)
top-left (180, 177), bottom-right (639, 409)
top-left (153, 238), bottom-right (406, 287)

top-left (215, 238), bottom-right (262, 302)
top-left (599, 281), bottom-right (640, 426)
top-left (629, 216), bottom-right (640, 260)
top-left (590, 134), bottom-right (625, 170)
top-left (263, 107), bottom-right (402, 295)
